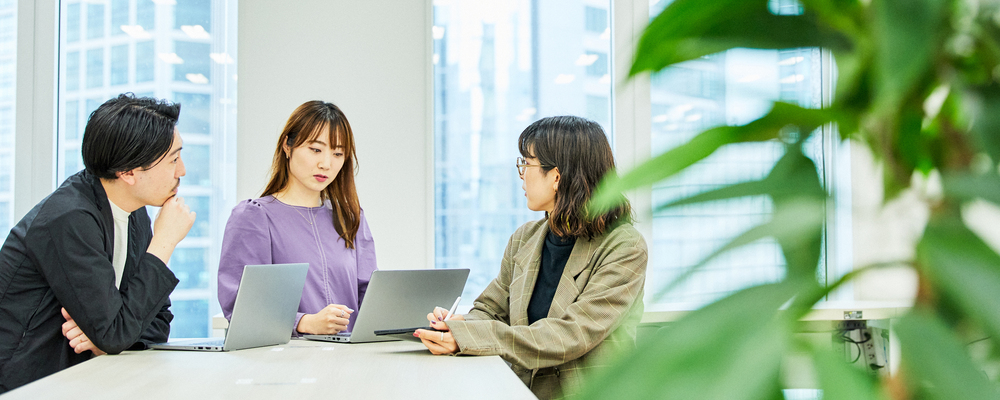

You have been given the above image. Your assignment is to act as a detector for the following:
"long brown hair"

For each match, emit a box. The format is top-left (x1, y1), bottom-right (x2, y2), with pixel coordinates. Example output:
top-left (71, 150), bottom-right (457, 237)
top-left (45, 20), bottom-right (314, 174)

top-left (518, 116), bottom-right (633, 239)
top-left (262, 101), bottom-right (361, 248)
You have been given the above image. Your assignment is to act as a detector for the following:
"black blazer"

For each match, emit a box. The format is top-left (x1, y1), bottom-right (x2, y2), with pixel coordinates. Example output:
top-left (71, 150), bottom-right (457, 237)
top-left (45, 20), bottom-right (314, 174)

top-left (0, 171), bottom-right (179, 393)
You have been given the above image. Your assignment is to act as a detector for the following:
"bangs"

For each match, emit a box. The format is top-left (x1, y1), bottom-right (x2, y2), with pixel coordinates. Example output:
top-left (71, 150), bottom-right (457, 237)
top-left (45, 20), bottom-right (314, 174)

top-left (300, 121), bottom-right (349, 150)
top-left (328, 123), bottom-right (348, 149)
top-left (517, 134), bottom-right (536, 158)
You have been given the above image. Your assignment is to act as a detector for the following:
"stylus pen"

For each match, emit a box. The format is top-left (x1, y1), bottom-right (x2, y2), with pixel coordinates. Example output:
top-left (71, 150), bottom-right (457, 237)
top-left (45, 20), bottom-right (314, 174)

top-left (443, 296), bottom-right (461, 321)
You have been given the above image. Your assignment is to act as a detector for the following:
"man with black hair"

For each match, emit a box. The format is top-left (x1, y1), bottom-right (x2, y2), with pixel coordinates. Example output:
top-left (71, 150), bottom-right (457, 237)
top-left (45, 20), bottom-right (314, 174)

top-left (0, 94), bottom-right (196, 393)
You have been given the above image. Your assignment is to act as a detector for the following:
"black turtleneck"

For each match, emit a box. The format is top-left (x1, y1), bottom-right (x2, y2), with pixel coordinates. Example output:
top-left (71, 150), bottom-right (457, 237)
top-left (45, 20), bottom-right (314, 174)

top-left (527, 230), bottom-right (577, 324)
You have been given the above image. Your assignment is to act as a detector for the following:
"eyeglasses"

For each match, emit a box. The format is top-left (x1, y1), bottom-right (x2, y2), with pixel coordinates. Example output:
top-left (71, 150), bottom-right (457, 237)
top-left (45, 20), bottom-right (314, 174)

top-left (516, 157), bottom-right (553, 176)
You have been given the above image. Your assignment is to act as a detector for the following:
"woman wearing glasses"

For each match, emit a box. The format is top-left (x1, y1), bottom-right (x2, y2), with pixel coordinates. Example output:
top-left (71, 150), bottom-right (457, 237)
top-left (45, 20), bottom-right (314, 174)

top-left (217, 101), bottom-right (377, 335)
top-left (415, 116), bottom-right (647, 399)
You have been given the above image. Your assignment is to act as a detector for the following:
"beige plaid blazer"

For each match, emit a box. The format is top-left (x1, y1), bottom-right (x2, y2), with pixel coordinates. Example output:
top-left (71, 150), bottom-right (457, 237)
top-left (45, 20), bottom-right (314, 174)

top-left (447, 218), bottom-right (647, 399)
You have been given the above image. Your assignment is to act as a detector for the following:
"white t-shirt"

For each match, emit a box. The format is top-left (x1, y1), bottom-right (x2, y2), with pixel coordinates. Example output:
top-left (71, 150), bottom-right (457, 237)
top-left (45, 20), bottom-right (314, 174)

top-left (108, 200), bottom-right (130, 289)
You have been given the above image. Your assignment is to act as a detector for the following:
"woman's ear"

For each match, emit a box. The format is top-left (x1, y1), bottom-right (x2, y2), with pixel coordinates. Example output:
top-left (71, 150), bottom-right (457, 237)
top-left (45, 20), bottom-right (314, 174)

top-left (551, 168), bottom-right (560, 192)
top-left (282, 142), bottom-right (291, 159)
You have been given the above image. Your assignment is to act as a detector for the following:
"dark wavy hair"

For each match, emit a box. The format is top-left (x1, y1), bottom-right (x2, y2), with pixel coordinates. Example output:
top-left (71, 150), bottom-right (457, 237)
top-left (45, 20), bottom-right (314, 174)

top-left (82, 93), bottom-right (180, 180)
top-left (518, 116), bottom-right (633, 239)
top-left (262, 101), bottom-right (361, 249)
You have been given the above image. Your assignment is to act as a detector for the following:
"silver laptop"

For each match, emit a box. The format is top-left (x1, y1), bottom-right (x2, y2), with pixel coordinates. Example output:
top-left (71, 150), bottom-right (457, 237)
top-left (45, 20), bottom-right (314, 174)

top-left (304, 269), bottom-right (469, 344)
top-left (150, 263), bottom-right (308, 351)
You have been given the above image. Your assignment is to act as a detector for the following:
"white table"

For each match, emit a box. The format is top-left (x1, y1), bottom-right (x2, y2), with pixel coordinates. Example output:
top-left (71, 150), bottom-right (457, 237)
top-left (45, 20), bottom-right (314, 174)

top-left (4, 339), bottom-right (537, 400)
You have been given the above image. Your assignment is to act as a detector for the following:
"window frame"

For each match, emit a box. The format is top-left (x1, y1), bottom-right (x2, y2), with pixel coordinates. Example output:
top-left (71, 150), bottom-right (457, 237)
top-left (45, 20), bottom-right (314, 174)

top-left (14, 0), bottom-right (238, 338)
top-left (13, 0), bottom-right (58, 219)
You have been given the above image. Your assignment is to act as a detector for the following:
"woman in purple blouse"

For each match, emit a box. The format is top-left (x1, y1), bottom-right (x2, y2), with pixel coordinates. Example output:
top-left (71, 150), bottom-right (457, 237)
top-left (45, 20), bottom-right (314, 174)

top-left (218, 101), bottom-right (377, 335)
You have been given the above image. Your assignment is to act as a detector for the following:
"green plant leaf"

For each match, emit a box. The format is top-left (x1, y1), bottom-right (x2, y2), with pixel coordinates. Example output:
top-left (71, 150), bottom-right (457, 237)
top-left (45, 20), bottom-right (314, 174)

top-left (632, 0), bottom-right (851, 76)
top-left (897, 107), bottom-right (934, 175)
top-left (767, 145), bottom-right (827, 203)
top-left (798, 0), bottom-right (865, 37)
top-left (770, 155), bottom-right (826, 279)
top-left (833, 50), bottom-right (871, 121)
top-left (654, 145), bottom-right (826, 286)
top-left (942, 172), bottom-right (1000, 206)
top-left (657, 180), bottom-right (771, 210)
top-left (810, 345), bottom-right (887, 400)
top-left (969, 83), bottom-right (1000, 165)
top-left (871, 0), bottom-right (947, 113)
top-left (589, 103), bottom-right (837, 214)
top-left (917, 214), bottom-right (1000, 349)
top-left (577, 283), bottom-right (796, 400)
top-left (650, 198), bottom-right (826, 302)
top-left (657, 144), bottom-right (825, 210)
top-left (895, 310), bottom-right (999, 399)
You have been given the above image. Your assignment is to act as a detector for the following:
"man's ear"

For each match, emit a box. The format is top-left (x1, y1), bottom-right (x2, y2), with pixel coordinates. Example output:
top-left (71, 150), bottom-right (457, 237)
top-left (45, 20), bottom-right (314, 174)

top-left (116, 169), bottom-right (138, 186)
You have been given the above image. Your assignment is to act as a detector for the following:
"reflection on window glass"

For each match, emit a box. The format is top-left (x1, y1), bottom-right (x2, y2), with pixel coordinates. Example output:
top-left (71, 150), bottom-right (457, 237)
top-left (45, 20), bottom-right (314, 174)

top-left (137, 0), bottom-right (153, 30)
top-left (0, 0), bottom-right (13, 221)
top-left (174, 92), bottom-right (210, 134)
top-left (85, 97), bottom-right (101, 117)
top-left (584, 6), bottom-right (607, 33)
top-left (66, 3), bottom-right (80, 43)
top-left (86, 48), bottom-right (103, 89)
top-left (186, 196), bottom-right (211, 237)
top-left (111, 45), bottom-right (128, 85)
top-left (183, 144), bottom-right (211, 186)
top-left (111, 0), bottom-right (128, 36)
top-left (0, 0), bottom-right (10, 235)
top-left (0, 153), bottom-right (8, 194)
top-left (585, 52), bottom-right (608, 77)
top-left (0, 108), bottom-right (11, 149)
top-left (784, 389), bottom-right (822, 400)
top-left (585, 95), bottom-right (609, 128)
top-left (171, 247), bottom-right (210, 290)
top-left (58, 0), bottom-right (237, 339)
top-left (136, 41), bottom-right (154, 82)
top-left (65, 100), bottom-right (79, 140)
top-left (173, 42), bottom-right (210, 84)
top-left (63, 149), bottom-right (83, 179)
top-left (0, 201), bottom-right (8, 239)
top-left (433, 1), bottom-right (612, 304)
top-left (647, 0), bottom-right (825, 308)
top-left (175, 0), bottom-right (211, 31)
top-left (86, 3), bottom-right (104, 40)
top-left (169, 299), bottom-right (208, 338)
top-left (65, 51), bottom-right (80, 91)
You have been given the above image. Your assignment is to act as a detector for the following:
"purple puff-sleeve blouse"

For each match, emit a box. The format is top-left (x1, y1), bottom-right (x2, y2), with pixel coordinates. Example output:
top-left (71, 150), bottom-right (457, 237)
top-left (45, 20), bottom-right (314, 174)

top-left (217, 195), bottom-right (378, 333)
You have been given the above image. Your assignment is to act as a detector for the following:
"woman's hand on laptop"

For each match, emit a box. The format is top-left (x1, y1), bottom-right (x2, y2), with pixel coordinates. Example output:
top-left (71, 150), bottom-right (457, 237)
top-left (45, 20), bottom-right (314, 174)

top-left (296, 304), bottom-right (353, 335)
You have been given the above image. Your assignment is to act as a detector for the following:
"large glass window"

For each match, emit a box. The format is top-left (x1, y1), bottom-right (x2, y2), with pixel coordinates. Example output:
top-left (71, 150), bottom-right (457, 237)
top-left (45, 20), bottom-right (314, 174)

top-left (0, 0), bottom-right (14, 235)
top-left (434, 0), bottom-right (841, 321)
top-left (647, 0), bottom-right (830, 309)
top-left (58, 0), bottom-right (237, 338)
top-left (86, 3), bottom-right (104, 40)
top-left (433, 1), bottom-right (613, 304)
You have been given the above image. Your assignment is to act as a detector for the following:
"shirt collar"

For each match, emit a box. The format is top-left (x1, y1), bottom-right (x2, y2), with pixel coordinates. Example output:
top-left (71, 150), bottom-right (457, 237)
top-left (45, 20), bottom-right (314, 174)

top-left (108, 198), bottom-right (131, 222)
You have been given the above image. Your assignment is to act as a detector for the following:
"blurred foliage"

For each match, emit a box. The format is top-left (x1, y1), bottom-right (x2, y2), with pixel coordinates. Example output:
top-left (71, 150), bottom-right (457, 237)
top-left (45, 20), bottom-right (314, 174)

top-left (584, 0), bottom-right (1000, 398)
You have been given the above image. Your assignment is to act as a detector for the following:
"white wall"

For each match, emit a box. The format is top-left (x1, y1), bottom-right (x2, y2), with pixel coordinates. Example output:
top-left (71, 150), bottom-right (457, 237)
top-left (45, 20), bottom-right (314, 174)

top-left (238, 1), bottom-right (433, 270)
top-left (850, 141), bottom-right (1000, 303)
top-left (849, 142), bottom-right (922, 303)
